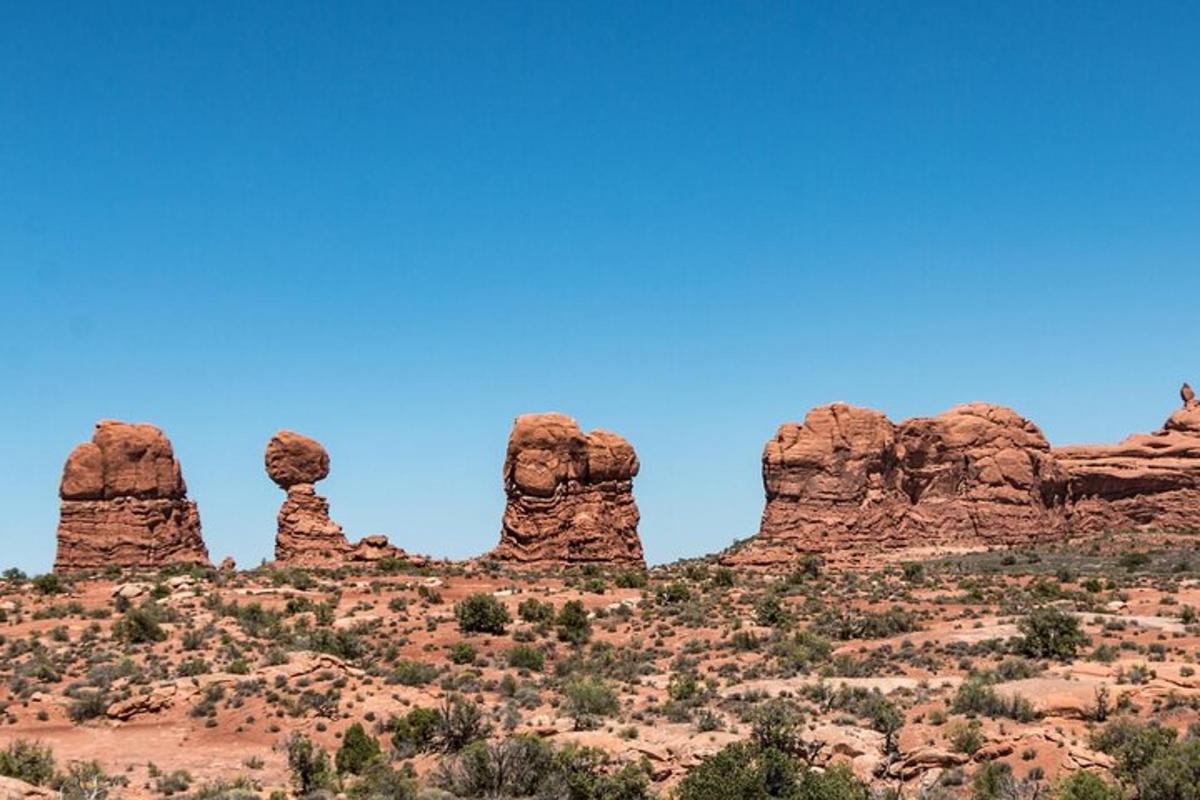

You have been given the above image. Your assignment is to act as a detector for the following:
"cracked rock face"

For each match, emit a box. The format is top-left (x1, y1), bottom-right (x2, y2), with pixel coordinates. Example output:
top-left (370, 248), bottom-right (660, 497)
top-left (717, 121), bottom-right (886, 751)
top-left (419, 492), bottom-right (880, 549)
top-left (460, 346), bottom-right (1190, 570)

top-left (491, 413), bottom-right (644, 567)
top-left (1055, 383), bottom-right (1200, 533)
top-left (267, 430), bottom-right (409, 566)
top-left (728, 402), bottom-right (1068, 565)
top-left (54, 420), bottom-right (210, 572)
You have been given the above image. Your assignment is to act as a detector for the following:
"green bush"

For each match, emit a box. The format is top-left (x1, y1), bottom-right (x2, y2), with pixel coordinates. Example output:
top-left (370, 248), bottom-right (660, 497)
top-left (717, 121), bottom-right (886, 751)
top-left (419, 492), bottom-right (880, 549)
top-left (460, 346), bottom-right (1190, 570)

top-left (286, 734), bottom-right (334, 795)
top-left (389, 707), bottom-right (440, 756)
top-left (434, 696), bottom-right (491, 752)
top-left (971, 762), bottom-right (1016, 800)
top-left (506, 645), bottom-right (545, 671)
top-left (448, 642), bottom-right (476, 665)
top-left (1137, 739), bottom-right (1200, 800)
top-left (455, 593), bottom-right (512, 634)
top-left (1016, 607), bottom-right (1088, 661)
top-left (335, 723), bottom-right (382, 776)
top-left (564, 678), bottom-right (620, 729)
top-left (952, 678), bottom-right (1039, 722)
top-left (675, 739), bottom-right (866, 800)
top-left (556, 600), bottom-right (592, 645)
top-left (1056, 771), bottom-right (1122, 800)
top-left (1092, 718), bottom-right (1178, 781)
top-left (388, 660), bottom-right (438, 686)
top-left (517, 598), bottom-right (555, 623)
top-left (0, 739), bottom-right (55, 786)
top-left (113, 602), bottom-right (167, 644)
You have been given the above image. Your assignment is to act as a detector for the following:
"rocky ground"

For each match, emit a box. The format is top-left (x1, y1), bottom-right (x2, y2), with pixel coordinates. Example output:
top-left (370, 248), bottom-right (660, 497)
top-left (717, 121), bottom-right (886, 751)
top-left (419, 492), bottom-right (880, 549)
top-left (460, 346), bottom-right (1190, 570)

top-left (3, 533), bottom-right (1200, 799)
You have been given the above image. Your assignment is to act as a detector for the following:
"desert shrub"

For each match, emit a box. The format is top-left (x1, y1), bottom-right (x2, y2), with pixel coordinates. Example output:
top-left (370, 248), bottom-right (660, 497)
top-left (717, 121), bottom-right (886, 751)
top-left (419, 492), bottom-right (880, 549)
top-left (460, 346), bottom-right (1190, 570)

top-left (564, 678), bottom-right (619, 729)
top-left (448, 641), bottom-right (476, 665)
top-left (556, 600), bottom-right (592, 645)
top-left (54, 760), bottom-right (123, 800)
top-left (657, 582), bottom-right (691, 604)
top-left (950, 720), bottom-right (985, 755)
top-left (755, 594), bottom-right (791, 627)
top-left (952, 678), bottom-right (1039, 722)
top-left (455, 593), bottom-right (511, 634)
top-left (335, 723), bottom-right (382, 776)
top-left (113, 602), bottom-right (167, 644)
top-left (286, 734), bottom-right (334, 795)
top-left (971, 762), bottom-right (1016, 800)
top-left (614, 570), bottom-right (648, 589)
top-left (67, 689), bottom-right (109, 722)
top-left (506, 645), bottom-right (545, 672)
top-left (1016, 607), bottom-right (1087, 661)
top-left (434, 696), bottom-right (491, 752)
top-left (517, 598), bottom-right (555, 623)
top-left (31, 574), bottom-right (65, 595)
top-left (389, 706), bottom-right (440, 756)
top-left (817, 606), bottom-right (918, 640)
top-left (1136, 739), bottom-right (1200, 800)
top-left (0, 739), bottom-right (55, 786)
top-left (1092, 718), bottom-right (1178, 781)
top-left (388, 660), bottom-right (438, 686)
top-left (676, 740), bottom-right (865, 800)
top-left (775, 629), bottom-right (832, 672)
top-left (1056, 771), bottom-right (1122, 800)
top-left (436, 735), bottom-right (552, 798)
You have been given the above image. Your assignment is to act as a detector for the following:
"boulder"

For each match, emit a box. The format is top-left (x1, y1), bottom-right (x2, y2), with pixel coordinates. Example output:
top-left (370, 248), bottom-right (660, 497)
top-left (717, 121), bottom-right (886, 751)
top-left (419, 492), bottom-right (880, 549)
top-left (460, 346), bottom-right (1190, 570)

top-left (54, 420), bottom-right (209, 572)
top-left (491, 413), bottom-right (644, 567)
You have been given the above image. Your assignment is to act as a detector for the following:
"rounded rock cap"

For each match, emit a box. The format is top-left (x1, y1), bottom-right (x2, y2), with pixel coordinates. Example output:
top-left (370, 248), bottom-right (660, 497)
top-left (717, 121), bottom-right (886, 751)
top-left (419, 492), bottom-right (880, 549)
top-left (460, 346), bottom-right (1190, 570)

top-left (266, 430), bottom-right (330, 488)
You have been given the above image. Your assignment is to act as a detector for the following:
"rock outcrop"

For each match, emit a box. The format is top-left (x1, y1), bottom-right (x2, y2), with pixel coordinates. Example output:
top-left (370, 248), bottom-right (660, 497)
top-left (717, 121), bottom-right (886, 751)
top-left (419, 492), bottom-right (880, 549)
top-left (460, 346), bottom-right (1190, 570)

top-left (728, 403), bottom-right (1068, 565)
top-left (54, 420), bottom-right (210, 572)
top-left (267, 431), bottom-right (410, 566)
top-left (491, 413), bottom-right (644, 567)
top-left (1055, 383), bottom-right (1200, 533)
top-left (732, 383), bottom-right (1200, 565)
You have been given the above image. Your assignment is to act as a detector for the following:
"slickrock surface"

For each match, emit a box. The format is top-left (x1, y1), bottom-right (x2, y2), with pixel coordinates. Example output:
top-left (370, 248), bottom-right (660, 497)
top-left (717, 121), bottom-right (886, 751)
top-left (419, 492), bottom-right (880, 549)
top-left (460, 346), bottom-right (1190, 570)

top-left (729, 403), bottom-right (1068, 565)
top-left (491, 413), bottom-right (644, 567)
top-left (267, 431), bottom-right (410, 566)
top-left (54, 420), bottom-right (209, 572)
top-left (1056, 383), bottom-right (1200, 533)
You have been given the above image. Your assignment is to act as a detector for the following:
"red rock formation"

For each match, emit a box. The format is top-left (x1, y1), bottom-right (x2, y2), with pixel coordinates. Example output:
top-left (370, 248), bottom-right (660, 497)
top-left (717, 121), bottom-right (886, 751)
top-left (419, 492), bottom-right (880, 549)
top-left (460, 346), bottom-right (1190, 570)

top-left (267, 431), bottom-right (410, 566)
top-left (728, 403), bottom-right (1068, 565)
top-left (1055, 384), bottom-right (1200, 533)
top-left (491, 413), bottom-right (644, 567)
top-left (54, 420), bottom-right (210, 572)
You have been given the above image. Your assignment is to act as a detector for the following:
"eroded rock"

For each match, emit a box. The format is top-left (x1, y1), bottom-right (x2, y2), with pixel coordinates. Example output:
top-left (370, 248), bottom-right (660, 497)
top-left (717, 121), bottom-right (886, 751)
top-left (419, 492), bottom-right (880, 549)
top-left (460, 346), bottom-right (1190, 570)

top-left (491, 413), bottom-right (644, 567)
top-left (54, 420), bottom-right (209, 572)
top-left (267, 431), bottom-right (410, 567)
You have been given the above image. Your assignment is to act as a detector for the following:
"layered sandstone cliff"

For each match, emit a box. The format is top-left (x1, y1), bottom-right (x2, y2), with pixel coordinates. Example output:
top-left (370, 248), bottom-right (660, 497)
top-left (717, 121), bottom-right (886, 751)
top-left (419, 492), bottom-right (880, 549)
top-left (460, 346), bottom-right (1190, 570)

top-left (267, 431), bottom-right (410, 566)
top-left (491, 413), bottom-right (644, 567)
top-left (55, 420), bottom-right (210, 572)
top-left (1056, 384), bottom-right (1200, 532)
top-left (731, 384), bottom-right (1200, 566)
top-left (728, 403), bottom-right (1067, 565)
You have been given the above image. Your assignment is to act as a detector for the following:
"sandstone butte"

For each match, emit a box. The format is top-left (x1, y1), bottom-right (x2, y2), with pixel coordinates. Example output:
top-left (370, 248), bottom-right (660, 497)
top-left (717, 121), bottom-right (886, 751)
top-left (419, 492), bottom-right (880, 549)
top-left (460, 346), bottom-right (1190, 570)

top-left (54, 420), bottom-right (210, 573)
top-left (489, 412), bottom-right (645, 568)
top-left (266, 430), bottom-right (411, 567)
top-left (726, 383), bottom-right (1200, 566)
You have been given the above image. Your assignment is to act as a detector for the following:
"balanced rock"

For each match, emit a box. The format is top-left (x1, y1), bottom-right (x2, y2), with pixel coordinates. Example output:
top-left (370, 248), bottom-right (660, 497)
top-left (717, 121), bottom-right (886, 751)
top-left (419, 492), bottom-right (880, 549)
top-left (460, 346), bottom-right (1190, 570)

top-left (491, 413), bottom-right (644, 567)
top-left (54, 420), bottom-right (209, 572)
top-left (729, 402), bottom-right (1067, 565)
top-left (1055, 383), bottom-right (1200, 532)
top-left (267, 431), bottom-right (409, 566)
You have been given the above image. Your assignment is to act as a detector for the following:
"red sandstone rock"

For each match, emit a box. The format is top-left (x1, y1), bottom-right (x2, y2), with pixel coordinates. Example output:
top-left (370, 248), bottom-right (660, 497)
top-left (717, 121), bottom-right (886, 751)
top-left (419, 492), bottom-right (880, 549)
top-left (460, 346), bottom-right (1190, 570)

top-left (267, 431), bottom-right (410, 567)
top-left (729, 402), bottom-right (1067, 565)
top-left (54, 420), bottom-right (209, 572)
top-left (491, 413), bottom-right (644, 567)
top-left (1055, 383), bottom-right (1200, 533)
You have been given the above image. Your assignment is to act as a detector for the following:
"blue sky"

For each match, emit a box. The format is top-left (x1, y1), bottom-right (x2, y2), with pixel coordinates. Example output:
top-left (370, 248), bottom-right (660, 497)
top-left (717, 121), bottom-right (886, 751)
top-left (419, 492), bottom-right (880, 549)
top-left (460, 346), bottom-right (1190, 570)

top-left (2, 2), bottom-right (1198, 574)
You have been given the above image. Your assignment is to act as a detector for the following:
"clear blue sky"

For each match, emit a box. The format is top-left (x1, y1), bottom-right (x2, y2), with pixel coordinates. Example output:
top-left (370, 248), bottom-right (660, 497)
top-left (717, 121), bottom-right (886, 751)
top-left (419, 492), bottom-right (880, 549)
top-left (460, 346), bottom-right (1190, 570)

top-left (2, 2), bottom-right (1198, 574)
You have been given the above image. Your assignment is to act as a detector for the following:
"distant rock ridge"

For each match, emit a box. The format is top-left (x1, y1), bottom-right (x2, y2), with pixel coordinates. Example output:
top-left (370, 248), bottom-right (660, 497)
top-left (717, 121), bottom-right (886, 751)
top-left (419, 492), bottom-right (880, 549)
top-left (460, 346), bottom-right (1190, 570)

top-left (490, 413), bottom-right (645, 567)
top-left (54, 420), bottom-right (210, 573)
top-left (267, 431), bottom-right (411, 567)
top-left (728, 383), bottom-right (1200, 566)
